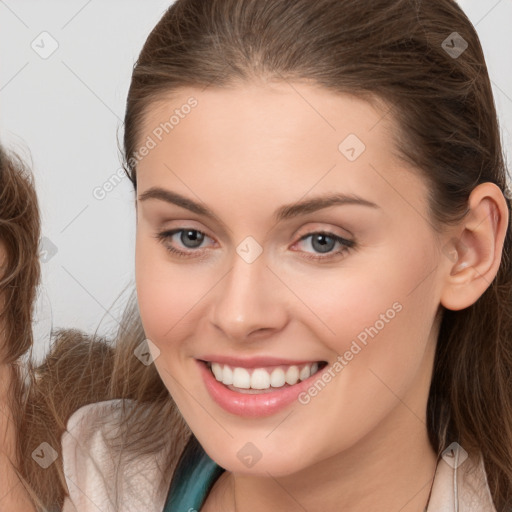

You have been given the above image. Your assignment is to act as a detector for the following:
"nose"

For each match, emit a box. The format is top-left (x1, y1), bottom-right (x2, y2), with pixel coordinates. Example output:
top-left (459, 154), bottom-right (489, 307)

top-left (210, 249), bottom-right (289, 342)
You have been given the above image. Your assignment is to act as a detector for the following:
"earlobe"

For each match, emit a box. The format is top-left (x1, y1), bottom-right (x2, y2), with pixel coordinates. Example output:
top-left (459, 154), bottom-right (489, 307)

top-left (440, 182), bottom-right (509, 311)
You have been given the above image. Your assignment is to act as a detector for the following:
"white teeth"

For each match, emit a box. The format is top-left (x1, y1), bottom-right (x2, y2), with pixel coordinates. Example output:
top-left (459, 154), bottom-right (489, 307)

top-left (299, 365), bottom-right (311, 381)
top-left (270, 368), bottom-right (286, 387)
top-left (285, 365), bottom-right (299, 385)
top-left (232, 367), bottom-right (251, 388)
top-left (209, 361), bottom-right (322, 390)
top-left (211, 362), bottom-right (223, 381)
top-left (223, 365), bottom-right (233, 385)
top-left (251, 369), bottom-right (270, 390)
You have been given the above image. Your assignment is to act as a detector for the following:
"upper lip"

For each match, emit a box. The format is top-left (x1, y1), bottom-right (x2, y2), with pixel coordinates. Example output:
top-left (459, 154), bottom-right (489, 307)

top-left (198, 355), bottom-right (325, 368)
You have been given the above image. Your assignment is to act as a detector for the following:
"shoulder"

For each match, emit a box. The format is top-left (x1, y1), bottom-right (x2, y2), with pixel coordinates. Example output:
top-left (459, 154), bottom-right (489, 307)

top-left (63, 398), bottom-right (136, 443)
top-left (61, 399), bottom-right (171, 512)
top-left (62, 399), bottom-right (134, 467)
top-left (428, 450), bottom-right (497, 511)
top-left (457, 452), bottom-right (497, 511)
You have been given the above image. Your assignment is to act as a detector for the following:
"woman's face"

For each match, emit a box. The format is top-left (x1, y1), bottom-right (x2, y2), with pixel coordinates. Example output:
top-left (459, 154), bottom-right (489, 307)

top-left (135, 82), bottom-right (451, 476)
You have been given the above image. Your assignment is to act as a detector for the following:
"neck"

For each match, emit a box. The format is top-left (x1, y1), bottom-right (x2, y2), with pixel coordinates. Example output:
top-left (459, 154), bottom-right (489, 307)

top-left (226, 414), bottom-right (437, 512)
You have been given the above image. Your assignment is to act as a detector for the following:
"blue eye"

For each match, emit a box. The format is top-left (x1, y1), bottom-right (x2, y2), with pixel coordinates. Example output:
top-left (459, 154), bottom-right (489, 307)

top-left (155, 229), bottom-right (212, 258)
top-left (155, 228), bottom-right (355, 261)
top-left (294, 232), bottom-right (355, 261)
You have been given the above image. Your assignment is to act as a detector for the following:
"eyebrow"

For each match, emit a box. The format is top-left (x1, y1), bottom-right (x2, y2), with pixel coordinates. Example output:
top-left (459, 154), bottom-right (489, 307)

top-left (138, 187), bottom-right (380, 223)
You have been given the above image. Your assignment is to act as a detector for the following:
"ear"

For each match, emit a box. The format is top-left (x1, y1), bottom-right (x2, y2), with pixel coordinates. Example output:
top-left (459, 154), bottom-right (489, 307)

top-left (440, 182), bottom-right (509, 311)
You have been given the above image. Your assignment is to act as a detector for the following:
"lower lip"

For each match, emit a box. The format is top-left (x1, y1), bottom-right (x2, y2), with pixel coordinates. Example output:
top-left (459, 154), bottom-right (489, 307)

top-left (197, 359), bottom-right (323, 418)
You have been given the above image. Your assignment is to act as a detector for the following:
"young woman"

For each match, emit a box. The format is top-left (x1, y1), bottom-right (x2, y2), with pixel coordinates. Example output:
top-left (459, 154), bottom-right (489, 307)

top-left (0, 144), bottom-right (40, 512)
top-left (25, 0), bottom-right (512, 510)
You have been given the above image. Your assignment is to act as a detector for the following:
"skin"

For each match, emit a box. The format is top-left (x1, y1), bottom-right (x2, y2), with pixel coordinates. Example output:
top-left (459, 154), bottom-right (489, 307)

top-left (134, 81), bottom-right (508, 512)
top-left (0, 364), bottom-right (34, 511)
top-left (0, 245), bottom-right (35, 512)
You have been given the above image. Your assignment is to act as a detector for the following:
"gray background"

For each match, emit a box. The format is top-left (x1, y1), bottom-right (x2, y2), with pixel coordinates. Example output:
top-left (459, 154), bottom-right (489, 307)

top-left (0, 0), bottom-right (510, 360)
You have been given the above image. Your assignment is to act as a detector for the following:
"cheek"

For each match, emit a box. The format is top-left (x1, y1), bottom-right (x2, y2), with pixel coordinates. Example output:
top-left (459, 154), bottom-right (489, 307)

top-left (293, 239), bottom-right (438, 369)
top-left (136, 237), bottom-right (182, 343)
top-left (135, 236), bottom-right (213, 354)
top-left (282, 264), bottom-right (404, 354)
top-left (336, 246), bottom-right (438, 392)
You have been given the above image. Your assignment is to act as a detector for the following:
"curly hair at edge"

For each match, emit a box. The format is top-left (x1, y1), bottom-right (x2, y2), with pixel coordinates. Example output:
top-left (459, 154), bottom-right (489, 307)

top-left (0, 143), bottom-right (42, 509)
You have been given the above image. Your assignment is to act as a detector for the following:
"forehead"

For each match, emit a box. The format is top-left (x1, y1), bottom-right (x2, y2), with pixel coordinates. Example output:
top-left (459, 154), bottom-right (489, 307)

top-left (135, 82), bottom-right (427, 217)
top-left (140, 81), bottom-right (392, 155)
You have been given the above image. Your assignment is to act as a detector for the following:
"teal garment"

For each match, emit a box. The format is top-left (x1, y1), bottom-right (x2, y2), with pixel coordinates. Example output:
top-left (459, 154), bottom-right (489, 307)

top-left (163, 436), bottom-right (226, 512)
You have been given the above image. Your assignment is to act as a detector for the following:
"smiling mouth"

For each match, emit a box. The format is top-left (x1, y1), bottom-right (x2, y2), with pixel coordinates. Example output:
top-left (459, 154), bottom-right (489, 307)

top-left (203, 360), bottom-right (328, 393)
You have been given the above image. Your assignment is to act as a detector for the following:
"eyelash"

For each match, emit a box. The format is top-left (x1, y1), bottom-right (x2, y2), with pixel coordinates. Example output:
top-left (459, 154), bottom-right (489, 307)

top-left (155, 228), bottom-right (356, 262)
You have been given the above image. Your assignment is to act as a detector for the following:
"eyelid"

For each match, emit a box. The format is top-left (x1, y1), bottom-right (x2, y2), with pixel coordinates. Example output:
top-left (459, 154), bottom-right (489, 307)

top-left (158, 222), bottom-right (352, 248)
top-left (157, 221), bottom-right (216, 241)
top-left (291, 231), bottom-right (354, 258)
top-left (156, 225), bottom-right (355, 262)
top-left (159, 227), bottom-right (216, 248)
top-left (293, 222), bottom-right (354, 240)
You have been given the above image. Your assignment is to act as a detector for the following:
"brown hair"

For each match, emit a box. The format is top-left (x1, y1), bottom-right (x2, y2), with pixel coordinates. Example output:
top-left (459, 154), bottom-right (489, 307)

top-left (0, 145), bottom-right (41, 364)
top-left (20, 0), bottom-right (512, 510)
top-left (0, 143), bottom-right (41, 507)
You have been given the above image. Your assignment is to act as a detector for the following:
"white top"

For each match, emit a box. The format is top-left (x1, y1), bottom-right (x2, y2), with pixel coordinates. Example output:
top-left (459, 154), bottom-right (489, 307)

top-left (61, 399), bottom-right (497, 512)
